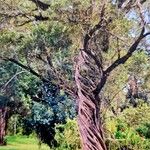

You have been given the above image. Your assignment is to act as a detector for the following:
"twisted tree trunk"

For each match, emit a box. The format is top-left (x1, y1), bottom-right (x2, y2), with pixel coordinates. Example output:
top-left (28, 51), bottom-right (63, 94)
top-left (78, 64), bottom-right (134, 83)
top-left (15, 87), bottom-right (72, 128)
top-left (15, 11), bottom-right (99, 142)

top-left (75, 51), bottom-right (107, 150)
top-left (77, 94), bottom-right (106, 150)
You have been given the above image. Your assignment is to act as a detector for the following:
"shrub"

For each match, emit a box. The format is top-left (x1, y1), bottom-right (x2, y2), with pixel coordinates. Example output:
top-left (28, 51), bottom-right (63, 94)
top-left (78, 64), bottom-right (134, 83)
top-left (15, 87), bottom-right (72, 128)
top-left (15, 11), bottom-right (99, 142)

top-left (55, 119), bottom-right (81, 150)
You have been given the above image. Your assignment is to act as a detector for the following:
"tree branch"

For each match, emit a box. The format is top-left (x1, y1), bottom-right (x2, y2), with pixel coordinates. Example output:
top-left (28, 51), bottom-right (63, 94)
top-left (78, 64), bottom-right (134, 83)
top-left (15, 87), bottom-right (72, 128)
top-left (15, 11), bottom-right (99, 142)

top-left (82, 4), bottom-right (112, 70)
top-left (105, 27), bottom-right (149, 74)
top-left (29, 0), bottom-right (50, 11)
top-left (1, 57), bottom-right (76, 98)
top-left (0, 71), bottom-right (25, 92)
top-left (83, 4), bottom-right (106, 50)
top-left (94, 27), bottom-right (150, 95)
top-left (0, 9), bottom-right (50, 27)
top-left (2, 58), bottom-right (49, 82)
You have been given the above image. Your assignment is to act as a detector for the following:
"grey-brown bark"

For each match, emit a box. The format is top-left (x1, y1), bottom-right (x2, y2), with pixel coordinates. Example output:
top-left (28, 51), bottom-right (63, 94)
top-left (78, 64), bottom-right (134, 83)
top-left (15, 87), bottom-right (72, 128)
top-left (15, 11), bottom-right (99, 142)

top-left (0, 108), bottom-right (7, 145)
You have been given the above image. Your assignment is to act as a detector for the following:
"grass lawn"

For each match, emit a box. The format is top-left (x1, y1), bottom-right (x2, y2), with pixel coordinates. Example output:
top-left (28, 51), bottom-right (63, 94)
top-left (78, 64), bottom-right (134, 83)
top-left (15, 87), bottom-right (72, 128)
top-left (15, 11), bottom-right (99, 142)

top-left (0, 135), bottom-right (50, 150)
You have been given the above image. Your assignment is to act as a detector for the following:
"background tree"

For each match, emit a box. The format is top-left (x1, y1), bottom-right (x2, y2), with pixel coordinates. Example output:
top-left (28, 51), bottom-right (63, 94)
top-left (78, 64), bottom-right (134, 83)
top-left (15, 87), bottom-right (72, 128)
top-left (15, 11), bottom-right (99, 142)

top-left (23, 81), bottom-right (76, 147)
top-left (0, 61), bottom-right (30, 145)
top-left (0, 59), bottom-right (76, 147)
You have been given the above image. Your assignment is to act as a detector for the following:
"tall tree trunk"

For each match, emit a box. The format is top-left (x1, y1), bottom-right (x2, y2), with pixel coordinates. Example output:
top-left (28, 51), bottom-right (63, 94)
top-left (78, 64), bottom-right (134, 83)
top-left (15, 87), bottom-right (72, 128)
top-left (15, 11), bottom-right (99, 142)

top-left (0, 108), bottom-right (7, 145)
top-left (75, 51), bottom-right (107, 150)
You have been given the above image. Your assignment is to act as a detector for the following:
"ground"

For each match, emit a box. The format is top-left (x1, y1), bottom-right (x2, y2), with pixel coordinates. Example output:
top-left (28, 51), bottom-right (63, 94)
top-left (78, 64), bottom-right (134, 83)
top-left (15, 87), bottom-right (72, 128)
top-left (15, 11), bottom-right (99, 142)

top-left (0, 135), bottom-right (50, 150)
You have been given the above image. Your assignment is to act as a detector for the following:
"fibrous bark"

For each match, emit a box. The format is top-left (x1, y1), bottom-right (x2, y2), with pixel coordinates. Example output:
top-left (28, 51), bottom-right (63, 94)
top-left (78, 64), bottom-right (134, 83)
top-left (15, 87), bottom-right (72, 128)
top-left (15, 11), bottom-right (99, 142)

top-left (75, 50), bottom-right (107, 150)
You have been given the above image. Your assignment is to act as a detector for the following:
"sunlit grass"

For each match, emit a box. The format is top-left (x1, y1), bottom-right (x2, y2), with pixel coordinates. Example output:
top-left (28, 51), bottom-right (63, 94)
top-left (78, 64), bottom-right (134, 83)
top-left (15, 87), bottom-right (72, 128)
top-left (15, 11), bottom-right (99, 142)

top-left (0, 135), bottom-right (50, 150)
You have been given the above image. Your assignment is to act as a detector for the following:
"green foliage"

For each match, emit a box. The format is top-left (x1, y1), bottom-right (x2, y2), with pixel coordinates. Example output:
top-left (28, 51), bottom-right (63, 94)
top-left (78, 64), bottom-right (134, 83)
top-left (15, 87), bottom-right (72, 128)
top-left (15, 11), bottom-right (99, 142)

top-left (0, 31), bottom-right (17, 44)
top-left (125, 51), bottom-right (149, 76)
top-left (0, 20), bottom-right (76, 147)
top-left (103, 51), bottom-right (150, 118)
top-left (27, 101), bottom-right (54, 125)
top-left (136, 123), bottom-right (150, 139)
top-left (106, 120), bottom-right (150, 150)
top-left (7, 115), bottom-right (23, 135)
top-left (118, 103), bottom-right (150, 127)
top-left (55, 119), bottom-right (81, 150)
top-left (0, 0), bottom-right (150, 149)
top-left (106, 104), bottom-right (150, 150)
top-left (22, 81), bottom-right (76, 147)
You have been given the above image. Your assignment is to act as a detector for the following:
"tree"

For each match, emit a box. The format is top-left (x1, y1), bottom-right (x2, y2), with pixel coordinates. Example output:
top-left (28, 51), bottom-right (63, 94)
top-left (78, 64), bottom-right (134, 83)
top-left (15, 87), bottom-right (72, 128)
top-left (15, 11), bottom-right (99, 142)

top-left (0, 95), bottom-right (8, 145)
top-left (23, 81), bottom-right (76, 147)
top-left (0, 0), bottom-right (150, 149)
top-left (0, 94), bottom-right (28, 145)
top-left (0, 61), bottom-right (30, 145)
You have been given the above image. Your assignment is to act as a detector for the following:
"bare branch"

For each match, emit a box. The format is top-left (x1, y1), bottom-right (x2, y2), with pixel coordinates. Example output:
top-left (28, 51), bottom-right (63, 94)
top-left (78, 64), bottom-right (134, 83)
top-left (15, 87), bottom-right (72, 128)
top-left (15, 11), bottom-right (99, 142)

top-left (82, 4), bottom-right (112, 70)
top-left (0, 71), bottom-right (25, 92)
top-left (105, 28), bottom-right (149, 74)
top-left (83, 4), bottom-right (106, 50)
top-left (94, 27), bottom-right (150, 95)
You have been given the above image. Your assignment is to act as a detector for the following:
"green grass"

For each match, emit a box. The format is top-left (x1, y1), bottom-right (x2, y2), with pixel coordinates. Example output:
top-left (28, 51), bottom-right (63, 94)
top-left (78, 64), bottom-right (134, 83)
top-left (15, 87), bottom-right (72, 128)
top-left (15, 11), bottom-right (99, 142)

top-left (0, 135), bottom-right (50, 150)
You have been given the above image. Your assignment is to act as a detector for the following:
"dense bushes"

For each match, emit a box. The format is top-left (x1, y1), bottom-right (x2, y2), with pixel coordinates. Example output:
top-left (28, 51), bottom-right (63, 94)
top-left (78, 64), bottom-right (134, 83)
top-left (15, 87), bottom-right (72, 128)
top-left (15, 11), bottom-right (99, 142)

top-left (22, 103), bottom-right (150, 150)
top-left (6, 103), bottom-right (150, 149)
top-left (106, 104), bottom-right (150, 150)
top-left (55, 119), bottom-right (81, 150)
top-left (136, 123), bottom-right (150, 139)
top-left (51, 103), bottom-right (150, 150)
